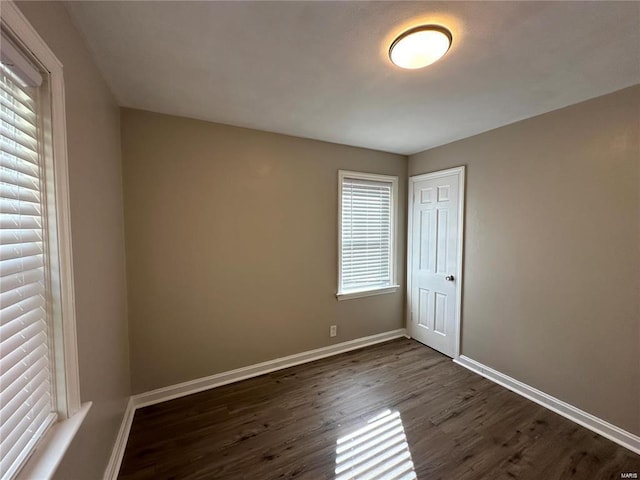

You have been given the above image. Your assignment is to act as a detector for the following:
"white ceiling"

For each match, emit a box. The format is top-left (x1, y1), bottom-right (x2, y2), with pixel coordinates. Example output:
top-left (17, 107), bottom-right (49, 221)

top-left (65, 1), bottom-right (640, 155)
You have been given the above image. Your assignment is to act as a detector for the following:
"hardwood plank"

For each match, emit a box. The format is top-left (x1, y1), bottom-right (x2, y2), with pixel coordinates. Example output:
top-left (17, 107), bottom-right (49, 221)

top-left (119, 339), bottom-right (640, 479)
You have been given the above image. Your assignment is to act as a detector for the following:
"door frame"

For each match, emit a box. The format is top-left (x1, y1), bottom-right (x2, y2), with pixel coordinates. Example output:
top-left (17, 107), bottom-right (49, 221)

top-left (407, 166), bottom-right (466, 358)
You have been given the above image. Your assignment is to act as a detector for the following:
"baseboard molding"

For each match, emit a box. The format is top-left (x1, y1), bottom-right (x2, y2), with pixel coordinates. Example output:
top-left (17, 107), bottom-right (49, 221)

top-left (103, 328), bottom-right (407, 479)
top-left (133, 328), bottom-right (407, 409)
top-left (454, 355), bottom-right (640, 456)
top-left (103, 397), bottom-right (136, 480)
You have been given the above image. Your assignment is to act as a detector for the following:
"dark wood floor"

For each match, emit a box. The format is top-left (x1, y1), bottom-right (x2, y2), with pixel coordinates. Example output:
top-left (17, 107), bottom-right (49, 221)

top-left (119, 339), bottom-right (639, 480)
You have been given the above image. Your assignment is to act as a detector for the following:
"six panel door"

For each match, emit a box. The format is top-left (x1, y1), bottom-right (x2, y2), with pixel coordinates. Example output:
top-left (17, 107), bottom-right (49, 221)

top-left (409, 170), bottom-right (462, 357)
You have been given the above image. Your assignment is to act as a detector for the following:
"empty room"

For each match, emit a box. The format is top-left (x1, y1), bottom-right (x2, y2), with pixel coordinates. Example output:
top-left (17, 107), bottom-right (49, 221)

top-left (0, 1), bottom-right (638, 479)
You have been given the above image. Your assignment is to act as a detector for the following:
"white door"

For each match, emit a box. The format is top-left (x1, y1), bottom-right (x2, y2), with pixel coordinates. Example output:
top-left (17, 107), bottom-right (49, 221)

top-left (408, 167), bottom-right (464, 358)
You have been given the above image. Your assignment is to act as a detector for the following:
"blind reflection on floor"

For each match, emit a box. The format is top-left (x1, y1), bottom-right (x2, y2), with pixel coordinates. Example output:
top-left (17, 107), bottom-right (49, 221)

top-left (335, 409), bottom-right (417, 480)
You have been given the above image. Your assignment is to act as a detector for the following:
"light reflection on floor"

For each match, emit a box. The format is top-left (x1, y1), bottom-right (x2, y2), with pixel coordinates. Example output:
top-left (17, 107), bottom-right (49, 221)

top-left (335, 409), bottom-right (417, 480)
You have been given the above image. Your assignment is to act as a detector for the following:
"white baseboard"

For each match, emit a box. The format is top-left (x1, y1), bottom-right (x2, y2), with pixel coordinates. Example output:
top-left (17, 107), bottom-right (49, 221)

top-left (103, 397), bottom-right (136, 480)
top-left (133, 328), bottom-right (407, 409)
top-left (103, 328), bottom-right (407, 479)
top-left (454, 355), bottom-right (640, 456)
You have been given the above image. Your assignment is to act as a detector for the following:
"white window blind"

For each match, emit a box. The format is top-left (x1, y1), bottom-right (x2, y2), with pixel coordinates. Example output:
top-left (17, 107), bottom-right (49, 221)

top-left (0, 44), bottom-right (56, 479)
top-left (339, 172), bottom-right (396, 295)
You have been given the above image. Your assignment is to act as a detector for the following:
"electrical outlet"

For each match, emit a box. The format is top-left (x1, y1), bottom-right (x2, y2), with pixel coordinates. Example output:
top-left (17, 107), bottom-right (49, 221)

top-left (330, 325), bottom-right (337, 337)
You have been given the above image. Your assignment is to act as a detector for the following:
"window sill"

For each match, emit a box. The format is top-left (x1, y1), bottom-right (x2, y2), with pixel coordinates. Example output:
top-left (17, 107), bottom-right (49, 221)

top-left (336, 285), bottom-right (400, 301)
top-left (16, 402), bottom-right (92, 480)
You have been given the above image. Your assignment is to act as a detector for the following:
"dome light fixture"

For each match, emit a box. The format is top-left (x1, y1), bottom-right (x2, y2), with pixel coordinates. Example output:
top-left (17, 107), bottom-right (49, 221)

top-left (389, 25), bottom-right (453, 69)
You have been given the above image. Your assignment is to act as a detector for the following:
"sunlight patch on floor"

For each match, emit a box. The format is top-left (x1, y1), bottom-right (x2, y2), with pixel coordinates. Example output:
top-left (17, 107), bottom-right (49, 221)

top-left (335, 409), bottom-right (417, 480)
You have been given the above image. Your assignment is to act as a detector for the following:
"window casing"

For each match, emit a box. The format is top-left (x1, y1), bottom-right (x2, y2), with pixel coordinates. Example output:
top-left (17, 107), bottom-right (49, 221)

top-left (0, 5), bottom-right (83, 478)
top-left (337, 171), bottom-right (399, 300)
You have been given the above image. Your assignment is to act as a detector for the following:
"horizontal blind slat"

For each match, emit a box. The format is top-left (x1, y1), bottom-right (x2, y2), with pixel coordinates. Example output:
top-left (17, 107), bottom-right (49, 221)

top-left (343, 275), bottom-right (391, 282)
top-left (342, 259), bottom-right (390, 265)
top-left (0, 94), bottom-right (36, 125)
top-left (0, 324), bottom-right (46, 373)
top-left (0, 334), bottom-right (47, 383)
top-left (0, 280), bottom-right (44, 309)
top-left (0, 411), bottom-right (55, 480)
top-left (344, 276), bottom-right (391, 283)
top-left (343, 248), bottom-right (391, 254)
top-left (0, 375), bottom-right (43, 436)
top-left (342, 193), bottom-right (391, 200)
top-left (0, 81), bottom-right (36, 113)
top-left (0, 375), bottom-right (49, 441)
top-left (0, 264), bottom-right (43, 292)
top-left (0, 163), bottom-right (41, 186)
top-left (344, 282), bottom-right (391, 288)
top-left (0, 107), bottom-right (37, 135)
top-left (0, 396), bottom-right (52, 476)
top-left (0, 124), bottom-right (38, 152)
top-left (0, 197), bottom-right (41, 216)
top-left (0, 295), bottom-right (46, 332)
top-left (343, 269), bottom-right (391, 277)
top-left (342, 255), bottom-right (389, 260)
top-left (0, 228), bottom-right (42, 246)
top-left (343, 269), bottom-right (390, 275)
top-left (0, 308), bottom-right (45, 351)
top-left (0, 241), bottom-right (43, 261)
top-left (342, 237), bottom-right (390, 242)
top-left (0, 143), bottom-right (39, 165)
top-left (0, 254), bottom-right (44, 278)
top-left (0, 214), bottom-right (41, 230)
top-left (0, 184), bottom-right (41, 205)
top-left (0, 353), bottom-right (49, 408)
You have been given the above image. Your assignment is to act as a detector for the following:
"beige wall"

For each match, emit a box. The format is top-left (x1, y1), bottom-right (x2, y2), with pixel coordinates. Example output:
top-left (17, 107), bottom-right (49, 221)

top-left (409, 86), bottom-right (640, 435)
top-left (121, 109), bottom-right (407, 393)
top-left (15, 2), bottom-right (131, 479)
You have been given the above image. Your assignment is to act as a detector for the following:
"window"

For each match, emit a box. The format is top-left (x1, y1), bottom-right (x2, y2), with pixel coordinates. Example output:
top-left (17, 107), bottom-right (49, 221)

top-left (337, 171), bottom-right (399, 300)
top-left (1, 5), bottom-right (84, 479)
top-left (0, 33), bottom-right (57, 479)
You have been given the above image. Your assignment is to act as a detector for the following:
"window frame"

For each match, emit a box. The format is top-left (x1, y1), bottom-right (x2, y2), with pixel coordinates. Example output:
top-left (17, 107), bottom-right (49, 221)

top-left (2, 2), bottom-right (88, 479)
top-left (336, 170), bottom-right (399, 301)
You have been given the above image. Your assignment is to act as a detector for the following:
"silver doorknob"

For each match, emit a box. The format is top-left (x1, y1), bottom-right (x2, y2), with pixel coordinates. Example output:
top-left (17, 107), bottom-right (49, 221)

top-left (445, 275), bottom-right (455, 281)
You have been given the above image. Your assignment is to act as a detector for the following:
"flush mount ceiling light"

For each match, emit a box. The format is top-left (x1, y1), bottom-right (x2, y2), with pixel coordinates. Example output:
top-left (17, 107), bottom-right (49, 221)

top-left (389, 25), bottom-right (452, 69)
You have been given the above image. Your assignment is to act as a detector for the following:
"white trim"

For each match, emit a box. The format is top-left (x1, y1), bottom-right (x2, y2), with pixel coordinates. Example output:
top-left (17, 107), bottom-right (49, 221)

top-left (407, 166), bottom-right (465, 358)
top-left (15, 403), bottom-right (92, 480)
top-left (134, 328), bottom-right (407, 408)
top-left (0, 1), bottom-right (62, 69)
top-left (454, 355), bottom-right (640, 455)
top-left (51, 51), bottom-right (81, 419)
top-left (103, 329), bottom-right (407, 479)
top-left (103, 398), bottom-right (136, 480)
top-left (336, 284), bottom-right (400, 301)
top-left (337, 170), bottom-right (399, 299)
